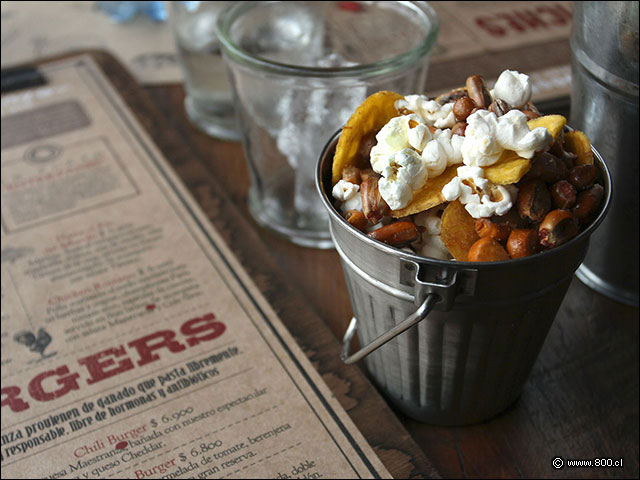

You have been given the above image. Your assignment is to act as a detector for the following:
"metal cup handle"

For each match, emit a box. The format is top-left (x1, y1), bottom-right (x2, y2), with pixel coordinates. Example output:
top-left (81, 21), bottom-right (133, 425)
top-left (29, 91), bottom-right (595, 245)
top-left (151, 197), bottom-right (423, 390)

top-left (340, 293), bottom-right (439, 364)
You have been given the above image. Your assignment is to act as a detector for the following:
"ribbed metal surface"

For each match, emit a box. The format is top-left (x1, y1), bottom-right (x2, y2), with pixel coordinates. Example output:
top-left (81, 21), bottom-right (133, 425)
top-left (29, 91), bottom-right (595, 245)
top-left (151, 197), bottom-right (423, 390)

top-left (342, 257), bottom-right (570, 425)
top-left (570, 1), bottom-right (639, 306)
top-left (317, 131), bottom-right (612, 425)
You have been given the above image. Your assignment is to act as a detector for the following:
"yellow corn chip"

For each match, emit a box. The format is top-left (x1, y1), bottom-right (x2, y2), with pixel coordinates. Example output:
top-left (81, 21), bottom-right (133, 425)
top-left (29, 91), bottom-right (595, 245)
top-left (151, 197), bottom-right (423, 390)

top-left (563, 130), bottom-right (594, 165)
top-left (391, 165), bottom-right (458, 217)
top-left (332, 91), bottom-right (404, 186)
top-left (482, 115), bottom-right (567, 184)
top-left (527, 114), bottom-right (566, 139)
top-left (440, 200), bottom-right (479, 261)
top-left (484, 151), bottom-right (532, 185)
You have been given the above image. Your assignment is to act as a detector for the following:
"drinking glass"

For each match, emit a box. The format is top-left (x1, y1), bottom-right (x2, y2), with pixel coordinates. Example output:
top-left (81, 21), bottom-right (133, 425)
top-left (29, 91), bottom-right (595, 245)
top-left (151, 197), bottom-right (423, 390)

top-left (218, 1), bottom-right (439, 248)
top-left (170, 1), bottom-right (240, 141)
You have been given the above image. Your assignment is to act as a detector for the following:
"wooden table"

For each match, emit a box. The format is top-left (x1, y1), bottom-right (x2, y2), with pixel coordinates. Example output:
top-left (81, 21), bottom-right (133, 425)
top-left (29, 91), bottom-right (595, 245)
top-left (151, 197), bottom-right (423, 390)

top-left (87, 44), bottom-right (638, 478)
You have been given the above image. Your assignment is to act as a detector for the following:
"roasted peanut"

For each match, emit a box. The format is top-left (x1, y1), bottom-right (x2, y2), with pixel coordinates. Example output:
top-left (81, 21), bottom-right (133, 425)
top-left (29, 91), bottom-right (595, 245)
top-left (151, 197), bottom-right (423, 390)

top-left (451, 121), bottom-right (467, 136)
top-left (465, 75), bottom-right (491, 109)
top-left (342, 165), bottom-right (362, 185)
top-left (549, 137), bottom-right (578, 169)
top-left (488, 98), bottom-right (511, 117)
top-left (527, 152), bottom-right (569, 183)
top-left (572, 184), bottom-right (604, 223)
top-left (506, 228), bottom-right (539, 258)
top-left (360, 168), bottom-right (376, 179)
top-left (490, 208), bottom-right (526, 230)
top-left (520, 101), bottom-right (541, 119)
top-left (467, 237), bottom-right (510, 262)
top-left (435, 87), bottom-right (467, 105)
top-left (474, 218), bottom-right (511, 243)
top-left (344, 210), bottom-right (368, 232)
top-left (550, 180), bottom-right (577, 209)
top-left (356, 131), bottom-right (378, 164)
top-left (360, 173), bottom-right (391, 223)
top-left (517, 179), bottom-right (552, 223)
top-left (568, 164), bottom-right (597, 190)
top-left (453, 96), bottom-right (477, 122)
top-left (520, 109), bottom-right (540, 120)
top-left (367, 221), bottom-right (419, 247)
top-left (523, 101), bottom-right (541, 115)
top-left (538, 210), bottom-right (578, 248)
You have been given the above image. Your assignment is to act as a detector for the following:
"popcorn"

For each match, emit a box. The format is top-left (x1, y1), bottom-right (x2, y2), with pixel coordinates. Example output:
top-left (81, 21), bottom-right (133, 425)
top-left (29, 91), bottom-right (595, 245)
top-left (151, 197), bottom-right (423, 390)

top-left (461, 110), bottom-right (503, 167)
top-left (490, 69), bottom-right (532, 108)
top-left (370, 114), bottom-right (424, 173)
top-left (462, 109), bottom-right (551, 167)
top-left (330, 69), bottom-right (604, 262)
top-left (495, 110), bottom-right (552, 159)
top-left (414, 207), bottom-right (443, 235)
top-left (442, 165), bottom-right (515, 219)
top-left (378, 149), bottom-right (428, 210)
top-left (422, 129), bottom-right (464, 175)
top-left (396, 95), bottom-right (456, 129)
top-left (417, 234), bottom-right (450, 260)
top-left (407, 123), bottom-right (433, 151)
top-left (332, 179), bottom-right (362, 212)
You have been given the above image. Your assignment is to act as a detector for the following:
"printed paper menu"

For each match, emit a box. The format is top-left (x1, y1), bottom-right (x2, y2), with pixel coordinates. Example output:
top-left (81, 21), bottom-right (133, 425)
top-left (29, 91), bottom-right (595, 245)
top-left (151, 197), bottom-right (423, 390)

top-left (0, 55), bottom-right (392, 479)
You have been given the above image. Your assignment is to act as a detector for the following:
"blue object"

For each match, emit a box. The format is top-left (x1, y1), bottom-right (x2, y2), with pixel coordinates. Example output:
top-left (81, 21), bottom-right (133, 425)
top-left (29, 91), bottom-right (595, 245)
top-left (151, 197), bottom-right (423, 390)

top-left (183, 1), bottom-right (202, 13)
top-left (96, 1), bottom-right (168, 23)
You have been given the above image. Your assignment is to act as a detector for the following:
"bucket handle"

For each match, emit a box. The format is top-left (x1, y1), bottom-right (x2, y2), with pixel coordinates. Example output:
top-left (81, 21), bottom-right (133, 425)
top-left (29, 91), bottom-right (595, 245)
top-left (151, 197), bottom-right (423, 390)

top-left (340, 293), bottom-right (439, 364)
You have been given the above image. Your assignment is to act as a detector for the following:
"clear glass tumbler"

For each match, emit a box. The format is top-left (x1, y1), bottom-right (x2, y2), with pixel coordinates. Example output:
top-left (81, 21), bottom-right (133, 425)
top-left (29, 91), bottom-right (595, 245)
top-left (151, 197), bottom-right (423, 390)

top-left (170, 1), bottom-right (240, 141)
top-left (217, 1), bottom-right (439, 248)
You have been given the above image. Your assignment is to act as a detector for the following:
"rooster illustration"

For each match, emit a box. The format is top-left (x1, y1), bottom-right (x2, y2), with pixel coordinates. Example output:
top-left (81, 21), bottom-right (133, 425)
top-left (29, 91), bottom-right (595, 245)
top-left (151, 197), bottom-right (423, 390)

top-left (14, 328), bottom-right (56, 359)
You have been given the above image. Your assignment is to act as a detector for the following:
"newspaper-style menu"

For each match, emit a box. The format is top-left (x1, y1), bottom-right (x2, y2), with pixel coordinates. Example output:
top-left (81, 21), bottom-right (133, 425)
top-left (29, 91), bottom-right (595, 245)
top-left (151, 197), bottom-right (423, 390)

top-left (0, 55), bottom-right (391, 479)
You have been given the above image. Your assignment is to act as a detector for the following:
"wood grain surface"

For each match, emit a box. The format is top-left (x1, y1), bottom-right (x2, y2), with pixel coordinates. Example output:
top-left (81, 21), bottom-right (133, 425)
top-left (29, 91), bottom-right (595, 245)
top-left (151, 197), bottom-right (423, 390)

top-left (142, 70), bottom-right (639, 479)
top-left (142, 73), bottom-right (640, 478)
top-left (39, 49), bottom-right (638, 479)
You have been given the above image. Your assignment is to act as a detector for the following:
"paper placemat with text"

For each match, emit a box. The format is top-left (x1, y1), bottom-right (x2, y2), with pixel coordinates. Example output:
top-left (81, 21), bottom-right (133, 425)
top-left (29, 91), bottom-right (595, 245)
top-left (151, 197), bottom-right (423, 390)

top-left (0, 54), bottom-right (391, 480)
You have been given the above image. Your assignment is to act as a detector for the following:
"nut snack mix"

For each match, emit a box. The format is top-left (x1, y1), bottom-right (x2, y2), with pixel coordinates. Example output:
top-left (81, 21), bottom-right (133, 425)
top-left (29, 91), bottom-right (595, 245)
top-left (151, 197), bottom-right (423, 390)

top-left (317, 69), bottom-right (610, 425)
top-left (330, 70), bottom-right (605, 262)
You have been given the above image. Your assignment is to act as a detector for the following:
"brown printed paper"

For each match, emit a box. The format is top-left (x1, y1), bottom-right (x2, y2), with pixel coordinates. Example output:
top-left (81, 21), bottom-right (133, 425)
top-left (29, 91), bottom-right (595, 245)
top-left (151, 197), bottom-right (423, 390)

top-left (0, 55), bottom-right (392, 479)
top-left (430, 1), bottom-right (573, 61)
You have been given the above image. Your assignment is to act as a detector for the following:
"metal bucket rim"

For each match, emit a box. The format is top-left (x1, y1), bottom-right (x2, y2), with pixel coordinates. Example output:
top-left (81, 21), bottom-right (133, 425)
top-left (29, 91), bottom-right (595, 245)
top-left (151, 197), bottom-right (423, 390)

top-left (316, 128), bottom-right (613, 270)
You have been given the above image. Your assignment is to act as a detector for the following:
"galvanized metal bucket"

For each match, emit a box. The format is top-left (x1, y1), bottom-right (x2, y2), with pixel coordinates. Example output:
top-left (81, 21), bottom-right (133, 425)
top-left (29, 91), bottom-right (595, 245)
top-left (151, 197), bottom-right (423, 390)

top-left (570, 1), bottom-right (639, 306)
top-left (316, 130), bottom-right (612, 425)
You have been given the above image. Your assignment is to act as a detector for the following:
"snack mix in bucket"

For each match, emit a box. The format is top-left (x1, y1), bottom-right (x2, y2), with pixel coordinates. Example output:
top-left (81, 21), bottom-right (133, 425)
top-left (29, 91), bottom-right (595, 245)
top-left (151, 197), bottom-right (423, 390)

top-left (330, 70), bottom-right (605, 260)
top-left (323, 69), bottom-right (611, 425)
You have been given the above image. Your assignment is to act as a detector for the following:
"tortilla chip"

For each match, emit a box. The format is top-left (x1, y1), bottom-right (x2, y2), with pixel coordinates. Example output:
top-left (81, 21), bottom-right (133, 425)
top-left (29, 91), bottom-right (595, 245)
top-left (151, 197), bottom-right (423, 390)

top-left (527, 114), bottom-right (566, 140)
top-left (484, 150), bottom-right (532, 185)
top-left (332, 91), bottom-right (404, 186)
top-left (563, 130), bottom-right (594, 165)
top-left (440, 200), bottom-right (479, 261)
top-left (483, 115), bottom-right (566, 184)
top-left (391, 164), bottom-right (458, 217)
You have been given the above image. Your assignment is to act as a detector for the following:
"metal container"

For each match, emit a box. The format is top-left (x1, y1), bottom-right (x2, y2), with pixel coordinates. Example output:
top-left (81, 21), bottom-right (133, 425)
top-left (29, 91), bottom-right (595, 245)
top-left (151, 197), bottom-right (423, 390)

top-left (316, 131), bottom-right (611, 425)
top-left (570, 1), bottom-right (639, 306)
